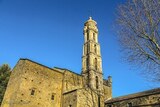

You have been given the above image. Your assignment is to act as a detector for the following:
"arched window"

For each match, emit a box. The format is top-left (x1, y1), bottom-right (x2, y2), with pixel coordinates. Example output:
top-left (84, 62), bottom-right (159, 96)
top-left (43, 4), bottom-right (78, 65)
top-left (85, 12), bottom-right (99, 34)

top-left (96, 76), bottom-right (99, 89)
top-left (94, 44), bottom-right (97, 53)
top-left (128, 103), bottom-right (132, 107)
top-left (107, 105), bottom-right (112, 107)
top-left (51, 94), bottom-right (54, 100)
top-left (98, 96), bottom-right (100, 107)
top-left (86, 58), bottom-right (89, 69)
top-left (87, 31), bottom-right (89, 41)
top-left (95, 58), bottom-right (98, 70)
top-left (93, 33), bottom-right (95, 41)
top-left (31, 89), bottom-right (35, 95)
top-left (88, 44), bottom-right (90, 53)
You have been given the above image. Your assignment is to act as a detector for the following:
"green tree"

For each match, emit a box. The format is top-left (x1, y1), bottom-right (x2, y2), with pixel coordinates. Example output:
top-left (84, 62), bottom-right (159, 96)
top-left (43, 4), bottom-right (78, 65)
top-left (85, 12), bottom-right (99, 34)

top-left (0, 64), bottom-right (11, 104)
top-left (115, 0), bottom-right (160, 82)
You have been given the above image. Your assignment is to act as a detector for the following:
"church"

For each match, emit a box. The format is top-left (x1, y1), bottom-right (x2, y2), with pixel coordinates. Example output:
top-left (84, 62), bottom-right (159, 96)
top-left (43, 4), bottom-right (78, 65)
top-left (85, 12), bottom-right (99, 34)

top-left (1, 17), bottom-right (160, 107)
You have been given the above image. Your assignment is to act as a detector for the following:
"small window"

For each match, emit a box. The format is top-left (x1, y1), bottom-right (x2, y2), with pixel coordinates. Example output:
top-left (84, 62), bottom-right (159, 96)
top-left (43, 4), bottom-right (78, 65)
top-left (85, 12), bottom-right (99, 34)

top-left (96, 76), bottom-right (99, 89)
top-left (94, 44), bottom-right (97, 53)
top-left (107, 105), bottom-right (112, 107)
top-left (86, 58), bottom-right (89, 69)
top-left (128, 103), bottom-right (132, 107)
top-left (69, 105), bottom-right (72, 107)
top-left (93, 33), bottom-right (95, 41)
top-left (87, 44), bottom-right (90, 53)
top-left (87, 31), bottom-right (89, 41)
top-left (94, 58), bottom-right (98, 70)
top-left (51, 94), bottom-right (54, 100)
top-left (98, 96), bottom-right (100, 107)
top-left (31, 89), bottom-right (35, 95)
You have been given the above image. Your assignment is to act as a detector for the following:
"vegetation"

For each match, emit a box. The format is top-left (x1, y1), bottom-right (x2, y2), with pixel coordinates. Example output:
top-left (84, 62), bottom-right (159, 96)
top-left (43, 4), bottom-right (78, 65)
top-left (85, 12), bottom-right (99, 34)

top-left (115, 0), bottom-right (160, 82)
top-left (0, 64), bottom-right (11, 104)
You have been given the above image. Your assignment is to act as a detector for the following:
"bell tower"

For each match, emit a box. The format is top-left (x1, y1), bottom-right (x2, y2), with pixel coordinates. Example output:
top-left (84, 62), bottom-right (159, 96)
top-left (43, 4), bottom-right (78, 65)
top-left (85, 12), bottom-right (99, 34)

top-left (82, 17), bottom-right (103, 93)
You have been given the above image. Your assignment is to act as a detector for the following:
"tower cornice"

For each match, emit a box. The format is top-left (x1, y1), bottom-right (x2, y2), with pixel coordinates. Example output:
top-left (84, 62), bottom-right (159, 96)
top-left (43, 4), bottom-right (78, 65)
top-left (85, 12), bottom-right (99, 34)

top-left (82, 52), bottom-right (101, 58)
top-left (83, 27), bottom-right (98, 33)
top-left (82, 70), bottom-right (103, 75)
top-left (84, 40), bottom-right (100, 45)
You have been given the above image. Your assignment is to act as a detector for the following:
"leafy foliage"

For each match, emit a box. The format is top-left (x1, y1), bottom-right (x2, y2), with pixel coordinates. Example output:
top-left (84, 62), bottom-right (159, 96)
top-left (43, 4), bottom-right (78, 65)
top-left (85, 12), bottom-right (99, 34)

top-left (0, 64), bottom-right (11, 104)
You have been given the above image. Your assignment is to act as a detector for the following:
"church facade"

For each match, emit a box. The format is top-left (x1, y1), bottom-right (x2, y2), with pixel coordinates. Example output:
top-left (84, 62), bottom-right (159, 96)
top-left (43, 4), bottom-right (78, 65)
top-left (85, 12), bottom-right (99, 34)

top-left (1, 18), bottom-right (160, 107)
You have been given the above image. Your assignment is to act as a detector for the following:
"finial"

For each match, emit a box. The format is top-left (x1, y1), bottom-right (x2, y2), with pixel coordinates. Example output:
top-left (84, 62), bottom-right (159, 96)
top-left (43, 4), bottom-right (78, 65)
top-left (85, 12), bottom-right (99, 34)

top-left (89, 17), bottom-right (92, 20)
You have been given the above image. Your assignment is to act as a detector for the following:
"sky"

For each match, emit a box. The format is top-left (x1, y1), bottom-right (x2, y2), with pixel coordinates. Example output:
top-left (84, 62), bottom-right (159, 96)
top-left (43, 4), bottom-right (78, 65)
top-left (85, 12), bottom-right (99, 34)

top-left (0, 0), bottom-right (159, 97)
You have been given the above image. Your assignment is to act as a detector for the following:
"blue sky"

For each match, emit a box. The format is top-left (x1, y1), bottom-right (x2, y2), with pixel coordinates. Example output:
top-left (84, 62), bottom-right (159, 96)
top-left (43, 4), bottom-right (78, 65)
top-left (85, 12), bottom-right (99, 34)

top-left (0, 0), bottom-right (159, 97)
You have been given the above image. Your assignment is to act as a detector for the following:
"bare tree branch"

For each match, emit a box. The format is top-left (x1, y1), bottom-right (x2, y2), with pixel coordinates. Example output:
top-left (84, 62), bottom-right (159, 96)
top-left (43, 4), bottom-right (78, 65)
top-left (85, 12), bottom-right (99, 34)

top-left (115, 0), bottom-right (160, 82)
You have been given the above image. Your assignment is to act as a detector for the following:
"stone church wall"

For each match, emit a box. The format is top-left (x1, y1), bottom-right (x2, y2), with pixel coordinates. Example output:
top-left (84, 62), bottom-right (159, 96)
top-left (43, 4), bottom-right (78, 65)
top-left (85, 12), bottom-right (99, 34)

top-left (1, 59), bottom-right (63, 107)
top-left (103, 85), bottom-right (112, 101)
top-left (1, 60), bottom-right (25, 107)
top-left (63, 90), bottom-right (77, 107)
top-left (76, 88), bottom-right (104, 107)
top-left (103, 78), bottom-right (112, 101)
top-left (63, 70), bottom-right (83, 93)
top-left (63, 88), bottom-right (102, 107)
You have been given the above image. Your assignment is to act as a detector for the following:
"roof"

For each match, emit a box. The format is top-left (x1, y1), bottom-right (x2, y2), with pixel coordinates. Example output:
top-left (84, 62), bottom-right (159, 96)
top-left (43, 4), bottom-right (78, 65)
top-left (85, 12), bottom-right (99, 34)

top-left (54, 67), bottom-right (82, 76)
top-left (19, 58), bottom-right (63, 74)
top-left (63, 89), bottom-right (78, 95)
top-left (63, 88), bottom-right (89, 95)
top-left (105, 88), bottom-right (160, 103)
top-left (19, 58), bottom-right (81, 76)
top-left (85, 17), bottom-right (97, 25)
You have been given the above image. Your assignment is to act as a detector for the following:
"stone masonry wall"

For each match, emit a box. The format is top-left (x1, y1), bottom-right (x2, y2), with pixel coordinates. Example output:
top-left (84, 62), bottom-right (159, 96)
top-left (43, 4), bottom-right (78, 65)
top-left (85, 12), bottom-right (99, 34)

top-left (63, 90), bottom-right (77, 107)
top-left (103, 85), bottom-right (112, 101)
top-left (1, 59), bottom-right (63, 107)
top-left (105, 93), bottom-right (160, 107)
top-left (77, 88), bottom-right (104, 107)
top-left (1, 59), bottom-right (113, 107)
top-left (1, 60), bottom-right (25, 107)
top-left (63, 71), bottom-right (83, 93)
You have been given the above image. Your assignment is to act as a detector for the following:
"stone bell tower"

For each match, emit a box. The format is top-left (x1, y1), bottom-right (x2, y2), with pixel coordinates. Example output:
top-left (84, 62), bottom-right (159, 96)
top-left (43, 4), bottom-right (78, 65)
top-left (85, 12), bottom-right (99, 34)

top-left (82, 17), bottom-right (103, 93)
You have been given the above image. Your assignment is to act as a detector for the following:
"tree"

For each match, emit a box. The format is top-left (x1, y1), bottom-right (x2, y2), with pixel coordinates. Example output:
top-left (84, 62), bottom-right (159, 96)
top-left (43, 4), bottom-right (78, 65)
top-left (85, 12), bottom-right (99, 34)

top-left (0, 64), bottom-right (11, 104)
top-left (115, 0), bottom-right (160, 82)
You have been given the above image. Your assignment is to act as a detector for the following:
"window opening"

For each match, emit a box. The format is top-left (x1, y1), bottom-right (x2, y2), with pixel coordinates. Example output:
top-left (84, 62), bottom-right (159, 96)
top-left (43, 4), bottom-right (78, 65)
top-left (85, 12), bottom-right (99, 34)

top-left (95, 58), bottom-right (98, 70)
top-left (93, 33), bottom-right (95, 41)
top-left (87, 31), bottom-right (89, 41)
top-left (107, 105), bottom-right (112, 107)
top-left (51, 94), bottom-right (54, 100)
top-left (87, 44), bottom-right (90, 53)
top-left (98, 96), bottom-right (100, 107)
top-left (31, 89), bottom-right (35, 95)
top-left (94, 44), bottom-right (97, 53)
top-left (128, 103), bottom-right (132, 107)
top-left (86, 58), bottom-right (89, 69)
top-left (96, 76), bottom-right (99, 89)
